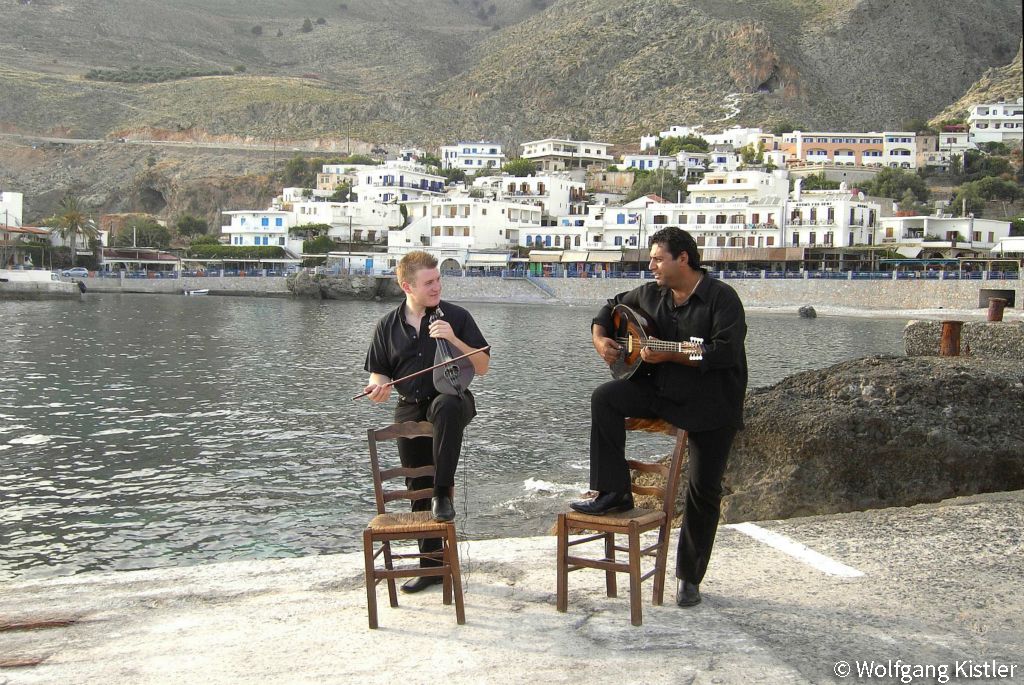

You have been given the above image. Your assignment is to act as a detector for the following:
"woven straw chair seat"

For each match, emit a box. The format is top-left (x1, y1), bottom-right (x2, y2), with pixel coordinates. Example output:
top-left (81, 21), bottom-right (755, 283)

top-left (368, 510), bottom-right (450, 533)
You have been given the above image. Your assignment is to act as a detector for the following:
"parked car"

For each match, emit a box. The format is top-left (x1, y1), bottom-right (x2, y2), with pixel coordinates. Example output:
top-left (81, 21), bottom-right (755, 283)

top-left (62, 267), bottom-right (89, 278)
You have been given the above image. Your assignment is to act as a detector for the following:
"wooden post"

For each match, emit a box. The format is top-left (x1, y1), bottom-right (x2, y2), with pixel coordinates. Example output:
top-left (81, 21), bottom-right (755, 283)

top-left (987, 297), bottom-right (1007, 322)
top-left (939, 320), bottom-right (963, 356)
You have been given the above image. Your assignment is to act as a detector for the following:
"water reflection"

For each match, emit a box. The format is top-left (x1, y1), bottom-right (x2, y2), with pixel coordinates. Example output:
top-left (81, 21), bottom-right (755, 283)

top-left (0, 295), bottom-right (907, 579)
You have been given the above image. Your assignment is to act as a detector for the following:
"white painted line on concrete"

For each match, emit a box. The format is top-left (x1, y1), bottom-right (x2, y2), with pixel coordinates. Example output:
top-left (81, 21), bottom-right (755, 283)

top-left (726, 522), bottom-right (865, 578)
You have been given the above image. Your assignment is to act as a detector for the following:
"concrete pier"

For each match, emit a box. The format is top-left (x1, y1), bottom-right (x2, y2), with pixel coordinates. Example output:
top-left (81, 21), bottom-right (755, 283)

top-left (2, 490), bottom-right (1021, 684)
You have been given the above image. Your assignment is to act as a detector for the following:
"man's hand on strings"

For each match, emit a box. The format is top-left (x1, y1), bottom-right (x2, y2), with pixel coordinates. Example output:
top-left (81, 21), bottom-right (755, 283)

top-left (640, 344), bottom-right (673, 365)
top-left (428, 318), bottom-right (456, 343)
top-left (594, 336), bottom-right (622, 366)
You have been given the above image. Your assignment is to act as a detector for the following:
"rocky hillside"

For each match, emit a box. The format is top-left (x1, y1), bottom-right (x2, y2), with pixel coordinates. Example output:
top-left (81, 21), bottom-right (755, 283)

top-left (1, 0), bottom-right (1020, 222)
top-left (930, 41), bottom-right (1024, 126)
top-left (1, 0), bottom-right (1020, 144)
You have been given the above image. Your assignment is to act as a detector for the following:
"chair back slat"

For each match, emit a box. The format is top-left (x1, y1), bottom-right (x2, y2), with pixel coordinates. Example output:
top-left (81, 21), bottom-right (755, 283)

top-left (624, 422), bottom-right (688, 521)
top-left (383, 487), bottom-right (434, 504)
top-left (366, 421), bottom-right (435, 514)
top-left (379, 465), bottom-right (435, 482)
top-left (625, 460), bottom-right (669, 477)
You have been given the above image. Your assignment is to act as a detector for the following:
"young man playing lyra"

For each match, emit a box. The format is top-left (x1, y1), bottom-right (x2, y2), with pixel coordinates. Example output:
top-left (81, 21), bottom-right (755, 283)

top-left (363, 251), bottom-right (490, 593)
top-left (572, 227), bottom-right (747, 608)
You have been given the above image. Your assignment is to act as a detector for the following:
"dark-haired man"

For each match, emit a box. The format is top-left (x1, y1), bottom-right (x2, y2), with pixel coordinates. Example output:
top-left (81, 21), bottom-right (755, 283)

top-left (364, 250), bottom-right (489, 592)
top-left (571, 227), bottom-right (747, 608)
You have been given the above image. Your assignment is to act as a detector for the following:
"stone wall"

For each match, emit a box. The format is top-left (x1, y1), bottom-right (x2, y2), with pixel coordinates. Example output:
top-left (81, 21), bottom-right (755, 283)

top-left (82, 276), bottom-right (290, 296)
top-left (70, 273), bottom-right (1023, 310)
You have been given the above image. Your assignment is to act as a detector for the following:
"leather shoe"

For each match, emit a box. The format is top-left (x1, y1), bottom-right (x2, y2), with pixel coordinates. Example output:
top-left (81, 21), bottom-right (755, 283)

top-left (431, 495), bottom-right (455, 522)
top-left (676, 579), bottom-right (701, 607)
top-left (400, 575), bottom-right (443, 594)
top-left (569, 490), bottom-right (634, 515)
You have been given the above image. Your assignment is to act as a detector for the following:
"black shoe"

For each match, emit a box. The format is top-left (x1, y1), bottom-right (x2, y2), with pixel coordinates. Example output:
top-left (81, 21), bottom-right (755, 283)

top-left (569, 490), bottom-right (634, 515)
top-left (676, 580), bottom-right (701, 607)
top-left (431, 495), bottom-right (455, 522)
top-left (400, 575), bottom-right (443, 594)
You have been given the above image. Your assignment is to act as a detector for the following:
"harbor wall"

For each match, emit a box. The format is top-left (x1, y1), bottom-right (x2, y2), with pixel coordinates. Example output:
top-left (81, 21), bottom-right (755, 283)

top-left (72, 274), bottom-right (1022, 310)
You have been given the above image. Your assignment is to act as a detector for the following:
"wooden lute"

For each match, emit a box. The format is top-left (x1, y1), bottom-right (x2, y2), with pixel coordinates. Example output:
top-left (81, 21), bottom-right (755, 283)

top-left (609, 303), bottom-right (704, 380)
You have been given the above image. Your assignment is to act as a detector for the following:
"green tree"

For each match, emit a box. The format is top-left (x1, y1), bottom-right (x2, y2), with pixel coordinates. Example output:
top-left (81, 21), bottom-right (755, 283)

top-left (301, 17), bottom-right (314, 32)
top-left (950, 183), bottom-right (985, 218)
top-left (659, 135), bottom-right (709, 155)
top-left (289, 223), bottom-right (331, 238)
top-left (303, 235), bottom-right (337, 253)
top-left (342, 154), bottom-right (379, 166)
top-left (329, 182), bottom-right (353, 202)
top-left (770, 120), bottom-right (802, 136)
top-left (284, 156), bottom-right (310, 186)
top-left (420, 153), bottom-right (442, 169)
top-left (1010, 217), bottom-right (1024, 237)
top-left (191, 234), bottom-right (221, 245)
top-left (861, 168), bottom-right (929, 202)
top-left (443, 168), bottom-right (467, 184)
top-left (626, 169), bottom-right (686, 203)
top-left (898, 188), bottom-right (920, 214)
top-left (251, 25), bottom-right (263, 36)
top-left (799, 172), bottom-right (840, 191)
top-left (49, 196), bottom-right (97, 267)
top-left (115, 218), bottom-right (171, 249)
top-left (975, 176), bottom-right (1020, 201)
top-left (502, 158), bottom-right (538, 177)
top-left (175, 214), bottom-right (208, 237)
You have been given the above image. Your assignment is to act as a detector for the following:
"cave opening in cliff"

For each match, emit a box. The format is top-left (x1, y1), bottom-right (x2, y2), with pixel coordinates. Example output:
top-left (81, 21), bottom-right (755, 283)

top-left (139, 187), bottom-right (167, 214)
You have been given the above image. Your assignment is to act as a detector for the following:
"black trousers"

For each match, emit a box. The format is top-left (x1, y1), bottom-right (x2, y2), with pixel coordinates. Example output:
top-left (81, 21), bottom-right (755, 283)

top-left (590, 378), bottom-right (736, 585)
top-left (393, 391), bottom-right (476, 565)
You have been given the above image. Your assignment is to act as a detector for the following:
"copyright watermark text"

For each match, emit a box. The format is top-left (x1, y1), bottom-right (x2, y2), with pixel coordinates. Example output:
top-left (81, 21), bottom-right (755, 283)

top-left (833, 659), bottom-right (1018, 683)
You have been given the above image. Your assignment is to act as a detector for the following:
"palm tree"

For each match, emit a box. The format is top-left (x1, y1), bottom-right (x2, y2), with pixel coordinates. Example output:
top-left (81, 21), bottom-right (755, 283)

top-left (50, 196), bottom-right (97, 266)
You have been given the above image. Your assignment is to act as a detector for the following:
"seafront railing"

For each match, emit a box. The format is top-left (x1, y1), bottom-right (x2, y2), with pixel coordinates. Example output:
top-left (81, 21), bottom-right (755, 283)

top-left (66, 268), bottom-right (1021, 282)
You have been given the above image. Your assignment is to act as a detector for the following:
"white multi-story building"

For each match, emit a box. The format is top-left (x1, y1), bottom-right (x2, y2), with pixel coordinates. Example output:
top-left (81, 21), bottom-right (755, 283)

top-left (704, 127), bottom-right (765, 149)
top-left (385, 195), bottom-right (543, 271)
top-left (471, 173), bottom-right (588, 222)
top-left (353, 162), bottom-right (447, 203)
top-left (439, 142), bottom-right (505, 172)
top-left (786, 182), bottom-right (885, 249)
top-left (621, 154), bottom-right (678, 172)
top-left (221, 210), bottom-right (303, 253)
top-left (877, 215), bottom-right (1011, 256)
top-left (289, 199), bottom-right (401, 244)
top-left (967, 97), bottom-right (1024, 145)
top-left (1, 191), bottom-right (24, 228)
top-left (520, 138), bottom-right (613, 172)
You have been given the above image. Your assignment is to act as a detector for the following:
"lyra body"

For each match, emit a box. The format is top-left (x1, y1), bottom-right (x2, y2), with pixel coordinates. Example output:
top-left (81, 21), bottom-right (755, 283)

top-left (609, 303), bottom-right (705, 380)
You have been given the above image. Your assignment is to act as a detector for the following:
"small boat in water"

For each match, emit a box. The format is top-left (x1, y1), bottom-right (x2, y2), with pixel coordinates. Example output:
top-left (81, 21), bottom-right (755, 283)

top-left (183, 288), bottom-right (210, 296)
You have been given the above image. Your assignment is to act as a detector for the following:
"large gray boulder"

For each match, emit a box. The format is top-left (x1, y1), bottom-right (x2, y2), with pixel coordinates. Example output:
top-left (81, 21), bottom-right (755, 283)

top-left (286, 273), bottom-right (403, 300)
top-left (720, 355), bottom-right (1024, 522)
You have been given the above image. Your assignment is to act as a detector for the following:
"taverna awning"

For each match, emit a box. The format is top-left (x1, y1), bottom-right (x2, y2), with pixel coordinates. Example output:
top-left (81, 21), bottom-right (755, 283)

top-left (529, 251), bottom-right (562, 263)
top-left (560, 250), bottom-right (589, 262)
top-left (465, 253), bottom-right (509, 266)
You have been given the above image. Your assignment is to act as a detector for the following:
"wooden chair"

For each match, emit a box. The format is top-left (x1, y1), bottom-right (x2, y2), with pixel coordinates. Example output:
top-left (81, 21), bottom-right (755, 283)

top-left (556, 418), bottom-right (688, 626)
top-left (362, 421), bottom-right (465, 629)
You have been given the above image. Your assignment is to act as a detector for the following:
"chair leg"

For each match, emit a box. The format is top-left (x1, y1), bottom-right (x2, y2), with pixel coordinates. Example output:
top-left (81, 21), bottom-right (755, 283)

top-left (382, 541), bottom-right (398, 607)
top-left (652, 523), bottom-right (671, 606)
top-left (628, 522), bottom-right (643, 627)
top-left (445, 523), bottom-right (466, 625)
top-left (604, 532), bottom-right (618, 598)
top-left (442, 537), bottom-right (453, 606)
top-left (362, 529), bottom-right (379, 629)
top-left (556, 514), bottom-right (568, 613)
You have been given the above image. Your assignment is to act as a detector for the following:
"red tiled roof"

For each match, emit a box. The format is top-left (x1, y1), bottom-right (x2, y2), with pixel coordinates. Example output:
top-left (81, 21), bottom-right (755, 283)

top-left (1, 225), bottom-right (49, 236)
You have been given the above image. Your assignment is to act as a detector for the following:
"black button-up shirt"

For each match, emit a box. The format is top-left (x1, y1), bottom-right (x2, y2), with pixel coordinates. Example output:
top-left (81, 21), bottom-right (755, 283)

top-left (364, 300), bottom-right (489, 403)
top-left (593, 275), bottom-right (748, 431)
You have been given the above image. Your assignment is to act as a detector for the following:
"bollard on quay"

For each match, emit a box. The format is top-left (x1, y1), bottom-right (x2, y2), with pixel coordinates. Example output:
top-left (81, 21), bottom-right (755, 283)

top-left (987, 297), bottom-right (1008, 322)
top-left (939, 320), bottom-right (963, 356)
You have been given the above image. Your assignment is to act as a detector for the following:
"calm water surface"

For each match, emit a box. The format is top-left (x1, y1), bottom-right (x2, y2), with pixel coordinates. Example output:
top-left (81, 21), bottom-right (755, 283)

top-left (0, 294), bottom-right (907, 579)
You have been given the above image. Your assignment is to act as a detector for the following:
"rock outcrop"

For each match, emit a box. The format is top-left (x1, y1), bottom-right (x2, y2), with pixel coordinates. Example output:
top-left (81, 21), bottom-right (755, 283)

top-left (719, 355), bottom-right (1024, 522)
top-left (904, 320), bottom-right (1024, 361)
top-left (286, 273), bottom-right (402, 300)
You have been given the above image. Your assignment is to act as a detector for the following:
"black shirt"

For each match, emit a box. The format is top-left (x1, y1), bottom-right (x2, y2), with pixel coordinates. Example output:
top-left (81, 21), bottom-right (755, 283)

top-left (593, 274), bottom-right (748, 431)
top-left (364, 299), bottom-right (489, 403)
